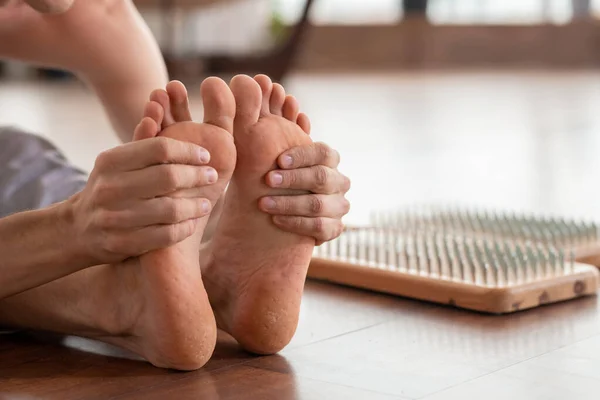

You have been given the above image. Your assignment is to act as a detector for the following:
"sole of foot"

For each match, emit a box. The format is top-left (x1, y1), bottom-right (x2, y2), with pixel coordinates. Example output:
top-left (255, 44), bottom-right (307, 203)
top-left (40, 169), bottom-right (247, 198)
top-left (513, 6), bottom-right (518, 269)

top-left (105, 78), bottom-right (236, 370)
top-left (203, 74), bottom-right (315, 354)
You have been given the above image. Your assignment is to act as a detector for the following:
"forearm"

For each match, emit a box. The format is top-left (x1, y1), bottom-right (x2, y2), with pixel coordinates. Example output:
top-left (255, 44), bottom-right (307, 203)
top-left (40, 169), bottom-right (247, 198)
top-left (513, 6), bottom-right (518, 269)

top-left (77, 0), bottom-right (168, 142)
top-left (0, 0), bottom-right (168, 142)
top-left (0, 201), bottom-right (94, 299)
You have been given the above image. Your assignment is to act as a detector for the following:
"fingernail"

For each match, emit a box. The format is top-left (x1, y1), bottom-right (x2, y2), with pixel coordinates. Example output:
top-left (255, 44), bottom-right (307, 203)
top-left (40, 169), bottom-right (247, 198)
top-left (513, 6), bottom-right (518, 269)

top-left (281, 155), bottom-right (293, 168)
top-left (197, 148), bottom-right (210, 163)
top-left (205, 168), bottom-right (218, 183)
top-left (270, 172), bottom-right (283, 186)
top-left (201, 200), bottom-right (211, 213)
top-left (262, 197), bottom-right (276, 210)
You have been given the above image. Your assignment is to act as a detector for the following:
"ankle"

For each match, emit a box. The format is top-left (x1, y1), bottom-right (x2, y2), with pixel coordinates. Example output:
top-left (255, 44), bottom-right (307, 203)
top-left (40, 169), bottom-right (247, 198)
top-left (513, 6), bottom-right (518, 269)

top-left (93, 260), bottom-right (143, 336)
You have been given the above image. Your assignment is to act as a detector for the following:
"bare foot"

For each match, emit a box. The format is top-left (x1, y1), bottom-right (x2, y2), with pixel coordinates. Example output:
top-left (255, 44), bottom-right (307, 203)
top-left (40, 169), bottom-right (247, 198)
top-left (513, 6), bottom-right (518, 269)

top-left (106, 78), bottom-right (236, 370)
top-left (203, 75), bottom-right (315, 354)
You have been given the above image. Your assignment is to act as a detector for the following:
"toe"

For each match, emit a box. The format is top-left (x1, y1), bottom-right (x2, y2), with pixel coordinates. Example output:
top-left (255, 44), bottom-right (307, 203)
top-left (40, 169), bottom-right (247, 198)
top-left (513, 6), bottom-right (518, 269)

top-left (144, 101), bottom-right (164, 127)
top-left (282, 95), bottom-right (299, 123)
top-left (296, 113), bottom-right (311, 134)
top-left (254, 74), bottom-right (274, 116)
top-left (166, 80), bottom-right (193, 122)
top-left (269, 83), bottom-right (286, 116)
top-left (133, 117), bottom-right (159, 141)
top-left (150, 89), bottom-right (175, 127)
top-left (201, 77), bottom-right (236, 134)
top-left (230, 74), bottom-right (262, 130)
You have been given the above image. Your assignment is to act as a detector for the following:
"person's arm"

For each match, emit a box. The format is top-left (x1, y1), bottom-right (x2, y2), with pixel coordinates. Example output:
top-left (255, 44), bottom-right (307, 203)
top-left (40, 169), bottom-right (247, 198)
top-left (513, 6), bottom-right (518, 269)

top-left (0, 0), bottom-right (168, 142)
top-left (0, 137), bottom-right (216, 300)
top-left (0, 202), bottom-right (91, 300)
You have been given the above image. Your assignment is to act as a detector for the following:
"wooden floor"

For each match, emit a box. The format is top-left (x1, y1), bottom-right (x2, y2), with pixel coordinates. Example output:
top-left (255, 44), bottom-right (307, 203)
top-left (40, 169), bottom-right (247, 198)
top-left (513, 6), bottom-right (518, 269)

top-left (2, 71), bottom-right (600, 399)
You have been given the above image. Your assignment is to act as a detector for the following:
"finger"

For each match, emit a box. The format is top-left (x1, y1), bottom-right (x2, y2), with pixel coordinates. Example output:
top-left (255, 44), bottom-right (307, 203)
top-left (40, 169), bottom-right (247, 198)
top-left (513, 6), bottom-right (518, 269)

top-left (259, 194), bottom-right (350, 219)
top-left (277, 142), bottom-right (340, 169)
top-left (102, 197), bottom-right (212, 228)
top-left (265, 166), bottom-right (351, 194)
top-left (272, 216), bottom-right (344, 243)
top-left (94, 137), bottom-right (210, 172)
top-left (104, 218), bottom-right (199, 256)
top-left (112, 165), bottom-right (218, 199)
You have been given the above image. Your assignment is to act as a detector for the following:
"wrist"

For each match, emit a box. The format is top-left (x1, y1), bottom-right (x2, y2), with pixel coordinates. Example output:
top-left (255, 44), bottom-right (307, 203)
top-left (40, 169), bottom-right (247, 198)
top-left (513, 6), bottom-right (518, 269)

top-left (54, 194), bottom-right (97, 268)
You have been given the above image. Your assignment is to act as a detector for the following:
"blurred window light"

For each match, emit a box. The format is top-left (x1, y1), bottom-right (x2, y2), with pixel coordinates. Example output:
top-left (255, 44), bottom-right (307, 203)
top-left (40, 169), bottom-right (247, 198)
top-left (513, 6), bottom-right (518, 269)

top-left (272, 0), bottom-right (403, 25)
top-left (592, 0), bottom-right (600, 17)
top-left (273, 0), bottom-right (582, 26)
top-left (428, 0), bottom-right (573, 25)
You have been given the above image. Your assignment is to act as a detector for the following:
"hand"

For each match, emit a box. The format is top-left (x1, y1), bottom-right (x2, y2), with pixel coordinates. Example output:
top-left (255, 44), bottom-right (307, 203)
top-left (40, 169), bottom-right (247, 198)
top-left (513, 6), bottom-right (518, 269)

top-left (259, 142), bottom-right (351, 245)
top-left (68, 137), bottom-right (217, 264)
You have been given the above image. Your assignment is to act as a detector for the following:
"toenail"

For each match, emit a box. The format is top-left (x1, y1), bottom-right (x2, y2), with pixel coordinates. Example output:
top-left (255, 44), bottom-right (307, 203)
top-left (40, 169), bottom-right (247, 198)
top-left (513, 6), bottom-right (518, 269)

top-left (281, 155), bottom-right (293, 168)
top-left (196, 148), bottom-right (210, 163)
top-left (271, 172), bottom-right (283, 186)
top-left (262, 197), bottom-right (277, 210)
top-left (205, 168), bottom-right (218, 183)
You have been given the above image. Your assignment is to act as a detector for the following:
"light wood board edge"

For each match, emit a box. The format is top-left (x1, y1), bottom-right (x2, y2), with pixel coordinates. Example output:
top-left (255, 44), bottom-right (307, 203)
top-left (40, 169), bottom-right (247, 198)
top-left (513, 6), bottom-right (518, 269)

top-left (307, 258), bottom-right (599, 314)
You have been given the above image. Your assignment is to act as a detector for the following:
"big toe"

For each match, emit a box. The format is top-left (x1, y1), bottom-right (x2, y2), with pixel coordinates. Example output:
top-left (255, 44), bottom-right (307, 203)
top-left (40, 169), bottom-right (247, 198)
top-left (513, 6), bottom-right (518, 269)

top-left (201, 77), bottom-right (236, 135)
top-left (230, 75), bottom-right (262, 130)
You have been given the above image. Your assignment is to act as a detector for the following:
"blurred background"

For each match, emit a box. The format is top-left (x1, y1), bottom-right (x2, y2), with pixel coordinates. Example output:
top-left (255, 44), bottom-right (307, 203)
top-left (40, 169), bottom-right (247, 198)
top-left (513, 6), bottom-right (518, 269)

top-left (2, 0), bottom-right (600, 225)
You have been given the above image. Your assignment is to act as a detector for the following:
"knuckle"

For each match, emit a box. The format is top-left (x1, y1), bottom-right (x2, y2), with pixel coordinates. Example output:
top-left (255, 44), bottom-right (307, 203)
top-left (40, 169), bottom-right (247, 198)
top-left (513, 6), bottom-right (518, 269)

top-left (278, 198), bottom-right (291, 213)
top-left (309, 195), bottom-right (324, 215)
top-left (291, 147), bottom-right (304, 162)
top-left (165, 223), bottom-right (180, 244)
top-left (93, 180), bottom-right (115, 203)
top-left (160, 165), bottom-right (180, 192)
top-left (163, 220), bottom-right (194, 244)
top-left (314, 166), bottom-right (329, 189)
top-left (164, 198), bottom-right (182, 222)
top-left (182, 219), bottom-right (196, 238)
top-left (153, 137), bottom-right (172, 163)
top-left (98, 210), bottom-right (120, 229)
top-left (102, 235), bottom-right (126, 256)
top-left (318, 142), bottom-right (340, 167)
top-left (283, 171), bottom-right (296, 186)
top-left (292, 217), bottom-right (304, 230)
top-left (318, 142), bottom-right (333, 161)
top-left (94, 150), bottom-right (112, 171)
top-left (313, 217), bottom-right (325, 234)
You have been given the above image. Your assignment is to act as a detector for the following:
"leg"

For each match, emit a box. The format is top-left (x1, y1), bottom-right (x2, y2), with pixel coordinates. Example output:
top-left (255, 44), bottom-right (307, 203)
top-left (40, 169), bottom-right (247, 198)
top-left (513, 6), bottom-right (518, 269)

top-left (0, 127), bottom-right (87, 219)
top-left (201, 75), bottom-right (315, 354)
top-left (0, 78), bottom-right (236, 370)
